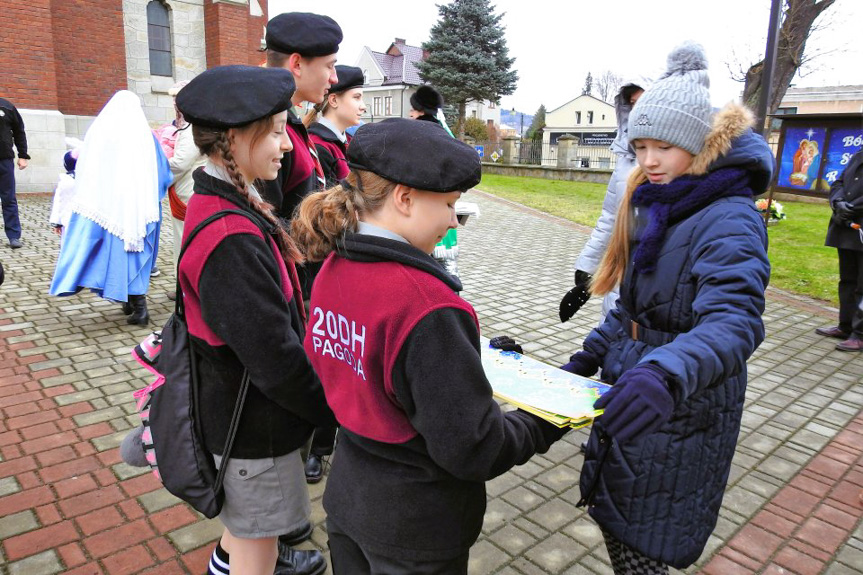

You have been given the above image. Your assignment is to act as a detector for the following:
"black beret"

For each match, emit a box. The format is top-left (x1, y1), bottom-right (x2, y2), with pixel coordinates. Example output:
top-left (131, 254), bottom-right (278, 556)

top-left (176, 65), bottom-right (295, 129)
top-left (348, 119), bottom-right (481, 193)
top-left (266, 12), bottom-right (343, 57)
top-left (410, 85), bottom-right (444, 114)
top-left (330, 66), bottom-right (364, 94)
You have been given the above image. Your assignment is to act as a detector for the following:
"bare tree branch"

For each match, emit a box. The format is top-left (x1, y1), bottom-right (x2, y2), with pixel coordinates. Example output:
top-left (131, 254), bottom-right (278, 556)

top-left (738, 0), bottom-right (836, 117)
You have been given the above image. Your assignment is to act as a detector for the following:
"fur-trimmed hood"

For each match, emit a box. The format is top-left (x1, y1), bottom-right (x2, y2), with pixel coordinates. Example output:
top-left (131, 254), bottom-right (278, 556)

top-left (688, 102), bottom-right (775, 194)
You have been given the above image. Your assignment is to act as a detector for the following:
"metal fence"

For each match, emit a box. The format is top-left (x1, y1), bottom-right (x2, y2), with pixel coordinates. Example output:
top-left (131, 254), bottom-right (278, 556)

top-left (474, 140), bottom-right (619, 170)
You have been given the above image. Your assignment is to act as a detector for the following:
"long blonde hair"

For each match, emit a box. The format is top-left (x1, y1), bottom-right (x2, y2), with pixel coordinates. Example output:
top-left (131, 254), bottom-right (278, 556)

top-left (192, 121), bottom-right (303, 264)
top-left (291, 170), bottom-right (396, 262)
top-left (591, 166), bottom-right (647, 295)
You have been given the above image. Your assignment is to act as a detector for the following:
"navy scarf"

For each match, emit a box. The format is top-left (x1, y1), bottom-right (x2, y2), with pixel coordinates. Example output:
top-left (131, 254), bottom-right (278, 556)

top-left (631, 167), bottom-right (753, 274)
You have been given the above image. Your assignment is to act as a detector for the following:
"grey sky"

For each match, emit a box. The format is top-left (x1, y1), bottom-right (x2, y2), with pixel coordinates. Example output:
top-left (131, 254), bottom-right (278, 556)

top-left (268, 0), bottom-right (861, 113)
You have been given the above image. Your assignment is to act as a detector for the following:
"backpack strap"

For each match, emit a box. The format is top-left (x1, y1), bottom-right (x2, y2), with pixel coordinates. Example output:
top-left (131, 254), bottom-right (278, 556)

top-left (176, 208), bottom-right (273, 491)
top-left (175, 208), bottom-right (271, 317)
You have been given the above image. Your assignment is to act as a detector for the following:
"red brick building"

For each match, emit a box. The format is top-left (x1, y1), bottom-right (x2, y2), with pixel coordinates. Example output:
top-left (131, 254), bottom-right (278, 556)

top-left (0, 0), bottom-right (268, 192)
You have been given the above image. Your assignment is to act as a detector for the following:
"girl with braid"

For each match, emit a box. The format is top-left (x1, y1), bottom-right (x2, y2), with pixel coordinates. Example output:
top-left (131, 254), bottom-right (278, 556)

top-left (175, 65), bottom-right (334, 575)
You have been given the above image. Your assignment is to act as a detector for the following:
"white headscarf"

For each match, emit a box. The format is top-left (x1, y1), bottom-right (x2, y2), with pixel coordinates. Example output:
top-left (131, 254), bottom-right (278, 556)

top-left (72, 91), bottom-right (161, 252)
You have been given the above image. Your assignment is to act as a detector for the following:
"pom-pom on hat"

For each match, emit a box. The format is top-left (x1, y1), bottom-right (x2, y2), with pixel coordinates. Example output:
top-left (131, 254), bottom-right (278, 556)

top-left (175, 65), bottom-right (295, 129)
top-left (347, 118), bottom-right (480, 193)
top-left (330, 66), bottom-right (364, 94)
top-left (410, 85), bottom-right (444, 115)
top-left (266, 12), bottom-right (343, 57)
top-left (628, 41), bottom-right (712, 155)
top-left (167, 80), bottom-right (189, 98)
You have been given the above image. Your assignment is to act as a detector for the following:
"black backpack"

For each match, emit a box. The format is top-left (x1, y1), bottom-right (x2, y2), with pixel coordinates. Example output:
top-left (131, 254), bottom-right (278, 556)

top-left (132, 209), bottom-right (272, 518)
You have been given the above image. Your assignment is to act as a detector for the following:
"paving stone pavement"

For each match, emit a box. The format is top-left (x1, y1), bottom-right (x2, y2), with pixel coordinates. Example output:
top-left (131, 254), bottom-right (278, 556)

top-left (0, 191), bottom-right (861, 575)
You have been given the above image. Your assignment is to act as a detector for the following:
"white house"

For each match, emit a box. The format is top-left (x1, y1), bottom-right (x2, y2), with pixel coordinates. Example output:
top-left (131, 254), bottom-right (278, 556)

top-left (354, 38), bottom-right (500, 136)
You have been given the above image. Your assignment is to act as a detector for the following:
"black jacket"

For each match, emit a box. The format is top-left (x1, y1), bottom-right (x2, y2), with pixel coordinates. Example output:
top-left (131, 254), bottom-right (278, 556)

top-left (826, 150), bottom-right (863, 251)
top-left (261, 109), bottom-right (321, 219)
top-left (308, 121), bottom-right (348, 189)
top-left (260, 109), bottom-right (324, 300)
top-left (0, 98), bottom-right (29, 161)
top-left (181, 170), bottom-right (335, 459)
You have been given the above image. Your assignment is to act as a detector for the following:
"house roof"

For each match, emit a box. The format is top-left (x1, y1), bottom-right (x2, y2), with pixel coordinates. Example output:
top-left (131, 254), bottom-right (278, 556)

top-left (370, 39), bottom-right (424, 86)
top-left (548, 93), bottom-right (614, 114)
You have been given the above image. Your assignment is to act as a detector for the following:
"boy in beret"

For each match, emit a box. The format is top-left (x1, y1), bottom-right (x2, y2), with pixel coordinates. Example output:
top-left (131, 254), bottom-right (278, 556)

top-left (262, 12), bottom-right (341, 219)
top-left (263, 12), bottom-right (343, 303)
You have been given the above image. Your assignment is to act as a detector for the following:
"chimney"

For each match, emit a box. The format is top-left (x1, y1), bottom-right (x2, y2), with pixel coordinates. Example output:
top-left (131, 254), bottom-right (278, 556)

top-left (394, 38), bottom-right (406, 44)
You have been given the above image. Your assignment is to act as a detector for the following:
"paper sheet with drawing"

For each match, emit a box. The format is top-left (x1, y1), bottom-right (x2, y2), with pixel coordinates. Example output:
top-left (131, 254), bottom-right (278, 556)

top-left (480, 338), bottom-right (611, 428)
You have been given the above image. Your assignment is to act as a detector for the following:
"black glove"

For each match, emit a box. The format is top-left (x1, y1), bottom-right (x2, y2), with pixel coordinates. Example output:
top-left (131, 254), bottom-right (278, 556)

top-left (560, 351), bottom-right (600, 377)
top-left (489, 335), bottom-right (523, 354)
top-left (833, 201), bottom-right (855, 224)
top-left (594, 364), bottom-right (675, 444)
top-left (559, 270), bottom-right (592, 323)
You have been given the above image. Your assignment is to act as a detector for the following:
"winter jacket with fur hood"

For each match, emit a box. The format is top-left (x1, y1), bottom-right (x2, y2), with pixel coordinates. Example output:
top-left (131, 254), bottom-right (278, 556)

top-left (578, 103), bottom-right (772, 568)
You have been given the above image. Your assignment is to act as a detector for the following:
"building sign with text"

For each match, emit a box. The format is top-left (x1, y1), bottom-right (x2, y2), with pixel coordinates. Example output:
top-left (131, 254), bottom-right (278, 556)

top-left (549, 131), bottom-right (617, 146)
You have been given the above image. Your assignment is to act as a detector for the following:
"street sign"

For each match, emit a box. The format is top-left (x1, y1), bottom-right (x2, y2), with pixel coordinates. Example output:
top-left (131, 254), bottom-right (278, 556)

top-left (475, 145), bottom-right (484, 158)
top-left (491, 151), bottom-right (500, 162)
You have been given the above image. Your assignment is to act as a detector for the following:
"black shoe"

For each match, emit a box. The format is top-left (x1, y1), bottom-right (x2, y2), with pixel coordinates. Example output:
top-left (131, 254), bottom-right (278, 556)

top-left (278, 521), bottom-right (313, 546)
top-left (580, 441), bottom-right (587, 454)
top-left (274, 544), bottom-right (326, 575)
top-left (836, 337), bottom-right (863, 352)
top-left (127, 294), bottom-right (149, 325)
top-left (8, 238), bottom-right (22, 249)
top-left (304, 454), bottom-right (324, 484)
top-left (815, 325), bottom-right (851, 339)
top-left (121, 301), bottom-right (134, 315)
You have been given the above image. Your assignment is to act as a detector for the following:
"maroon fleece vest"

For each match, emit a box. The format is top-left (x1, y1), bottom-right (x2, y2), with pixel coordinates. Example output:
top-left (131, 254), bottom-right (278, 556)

top-left (180, 193), bottom-right (304, 345)
top-left (304, 253), bottom-right (479, 443)
top-left (283, 122), bottom-right (324, 193)
top-left (309, 133), bottom-right (350, 181)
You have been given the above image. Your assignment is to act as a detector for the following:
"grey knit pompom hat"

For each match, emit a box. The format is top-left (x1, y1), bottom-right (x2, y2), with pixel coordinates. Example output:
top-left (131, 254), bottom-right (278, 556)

top-left (628, 41), bottom-right (712, 154)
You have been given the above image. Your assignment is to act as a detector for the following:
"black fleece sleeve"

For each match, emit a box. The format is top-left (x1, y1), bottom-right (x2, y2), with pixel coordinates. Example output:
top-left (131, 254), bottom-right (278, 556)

top-left (391, 307), bottom-right (567, 482)
top-left (829, 173), bottom-right (845, 208)
top-left (10, 105), bottom-right (28, 159)
top-left (198, 233), bottom-right (336, 427)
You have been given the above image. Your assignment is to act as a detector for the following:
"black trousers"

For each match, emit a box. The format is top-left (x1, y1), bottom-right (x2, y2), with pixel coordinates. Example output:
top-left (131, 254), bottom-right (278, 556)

top-left (310, 425), bottom-right (338, 457)
top-left (837, 248), bottom-right (863, 337)
top-left (327, 518), bottom-right (468, 575)
top-left (0, 158), bottom-right (21, 240)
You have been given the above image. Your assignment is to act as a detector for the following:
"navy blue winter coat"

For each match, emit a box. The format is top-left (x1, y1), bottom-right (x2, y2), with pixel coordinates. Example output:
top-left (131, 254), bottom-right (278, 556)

top-left (578, 104), bottom-right (772, 568)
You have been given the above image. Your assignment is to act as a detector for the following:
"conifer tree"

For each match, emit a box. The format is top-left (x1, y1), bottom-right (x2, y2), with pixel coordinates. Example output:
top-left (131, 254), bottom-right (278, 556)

top-left (582, 72), bottom-right (593, 96)
top-left (417, 0), bottom-right (518, 140)
top-left (525, 104), bottom-right (546, 142)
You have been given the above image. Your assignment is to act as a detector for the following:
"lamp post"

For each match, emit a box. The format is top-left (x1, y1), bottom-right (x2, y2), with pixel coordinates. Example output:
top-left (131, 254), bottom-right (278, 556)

top-left (511, 107), bottom-right (524, 139)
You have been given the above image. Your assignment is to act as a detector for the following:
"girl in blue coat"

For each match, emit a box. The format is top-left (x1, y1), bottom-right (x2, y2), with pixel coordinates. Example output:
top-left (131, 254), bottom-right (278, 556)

top-left (564, 42), bottom-right (772, 572)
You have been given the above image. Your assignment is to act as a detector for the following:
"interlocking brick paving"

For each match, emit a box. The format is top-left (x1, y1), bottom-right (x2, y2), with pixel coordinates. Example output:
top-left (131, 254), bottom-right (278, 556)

top-left (0, 192), bottom-right (860, 574)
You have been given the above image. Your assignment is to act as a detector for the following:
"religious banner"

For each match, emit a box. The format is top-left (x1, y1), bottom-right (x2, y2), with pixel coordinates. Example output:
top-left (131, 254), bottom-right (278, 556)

top-left (777, 126), bottom-right (826, 191)
top-left (772, 113), bottom-right (863, 197)
top-left (821, 128), bottom-right (863, 190)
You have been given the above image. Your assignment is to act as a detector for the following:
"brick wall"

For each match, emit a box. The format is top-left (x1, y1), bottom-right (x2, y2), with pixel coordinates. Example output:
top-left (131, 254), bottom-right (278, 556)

top-left (247, 2), bottom-right (267, 66)
top-left (50, 0), bottom-right (127, 117)
top-left (205, 0), bottom-right (267, 67)
top-left (0, 0), bottom-right (60, 110)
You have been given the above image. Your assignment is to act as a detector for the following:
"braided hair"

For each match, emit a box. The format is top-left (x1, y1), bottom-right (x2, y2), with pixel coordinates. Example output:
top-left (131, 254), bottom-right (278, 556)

top-left (193, 122), bottom-right (303, 263)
